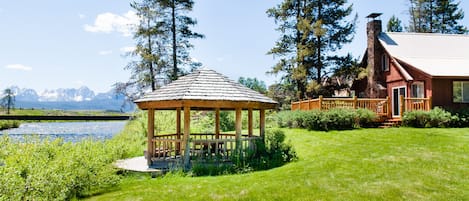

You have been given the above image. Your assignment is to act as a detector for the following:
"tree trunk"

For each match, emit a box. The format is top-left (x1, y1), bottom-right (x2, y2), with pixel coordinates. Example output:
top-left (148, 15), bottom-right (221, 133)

top-left (171, 0), bottom-right (178, 81)
top-left (147, 17), bottom-right (156, 91)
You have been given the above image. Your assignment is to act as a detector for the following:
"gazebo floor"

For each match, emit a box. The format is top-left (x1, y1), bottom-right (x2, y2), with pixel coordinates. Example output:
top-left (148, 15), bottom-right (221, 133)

top-left (115, 156), bottom-right (165, 173)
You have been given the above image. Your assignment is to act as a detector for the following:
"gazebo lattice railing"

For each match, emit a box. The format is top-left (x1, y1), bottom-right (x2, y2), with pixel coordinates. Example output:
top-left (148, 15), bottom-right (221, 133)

top-left (150, 133), bottom-right (260, 162)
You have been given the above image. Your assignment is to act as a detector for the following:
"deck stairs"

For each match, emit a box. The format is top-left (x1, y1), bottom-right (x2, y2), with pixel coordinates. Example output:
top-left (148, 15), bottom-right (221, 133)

top-left (378, 118), bottom-right (402, 128)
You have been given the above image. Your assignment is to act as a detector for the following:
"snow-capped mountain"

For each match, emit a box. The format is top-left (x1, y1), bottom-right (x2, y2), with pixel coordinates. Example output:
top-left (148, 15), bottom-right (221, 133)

top-left (39, 86), bottom-right (95, 102)
top-left (7, 86), bottom-right (134, 111)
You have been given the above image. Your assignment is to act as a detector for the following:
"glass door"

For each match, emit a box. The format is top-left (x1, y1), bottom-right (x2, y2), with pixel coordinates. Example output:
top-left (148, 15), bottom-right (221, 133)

top-left (392, 86), bottom-right (406, 117)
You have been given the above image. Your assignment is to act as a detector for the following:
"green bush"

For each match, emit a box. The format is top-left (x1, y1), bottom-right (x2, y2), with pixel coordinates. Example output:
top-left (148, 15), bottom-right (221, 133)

top-left (243, 129), bottom-right (297, 170)
top-left (0, 120), bottom-right (20, 130)
top-left (0, 137), bottom-right (120, 200)
top-left (356, 108), bottom-right (378, 128)
top-left (277, 109), bottom-right (377, 131)
top-left (402, 107), bottom-right (456, 128)
top-left (0, 119), bottom-right (146, 200)
top-left (448, 107), bottom-right (469, 127)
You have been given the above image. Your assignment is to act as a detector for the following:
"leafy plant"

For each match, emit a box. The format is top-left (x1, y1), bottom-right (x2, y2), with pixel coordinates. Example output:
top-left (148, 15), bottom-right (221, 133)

top-left (277, 109), bottom-right (377, 131)
top-left (402, 107), bottom-right (455, 128)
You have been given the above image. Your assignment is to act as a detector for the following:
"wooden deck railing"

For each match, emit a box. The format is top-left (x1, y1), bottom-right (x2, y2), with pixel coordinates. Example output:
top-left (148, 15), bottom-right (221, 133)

top-left (150, 133), bottom-right (259, 162)
top-left (402, 96), bottom-right (432, 112)
top-left (292, 96), bottom-right (432, 118)
top-left (291, 96), bottom-right (390, 117)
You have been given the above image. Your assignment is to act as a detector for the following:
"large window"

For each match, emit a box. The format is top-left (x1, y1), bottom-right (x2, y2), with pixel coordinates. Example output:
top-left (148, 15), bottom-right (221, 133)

top-left (411, 82), bottom-right (424, 98)
top-left (382, 54), bottom-right (389, 72)
top-left (453, 81), bottom-right (469, 103)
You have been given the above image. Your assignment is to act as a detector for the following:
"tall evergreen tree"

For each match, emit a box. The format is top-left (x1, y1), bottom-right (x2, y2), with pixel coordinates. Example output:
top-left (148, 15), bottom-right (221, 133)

top-left (159, 0), bottom-right (204, 81)
top-left (387, 15), bottom-right (404, 32)
top-left (116, 0), bottom-right (203, 104)
top-left (1, 88), bottom-right (15, 114)
top-left (408, 0), bottom-right (467, 33)
top-left (267, 0), bottom-right (356, 99)
top-left (115, 0), bottom-right (168, 102)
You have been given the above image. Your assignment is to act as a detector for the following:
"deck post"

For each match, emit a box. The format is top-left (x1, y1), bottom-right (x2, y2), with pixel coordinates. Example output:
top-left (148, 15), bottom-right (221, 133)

top-left (215, 108), bottom-right (220, 139)
top-left (428, 96), bottom-right (432, 110)
top-left (386, 96), bottom-right (391, 118)
top-left (248, 108), bottom-right (253, 137)
top-left (147, 109), bottom-right (155, 166)
top-left (400, 95), bottom-right (405, 118)
top-left (260, 109), bottom-right (265, 139)
top-left (176, 107), bottom-right (181, 154)
top-left (183, 106), bottom-right (191, 170)
top-left (318, 95), bottom-right (323, 111)
top-left (353, 96), bottom-right (358, 109)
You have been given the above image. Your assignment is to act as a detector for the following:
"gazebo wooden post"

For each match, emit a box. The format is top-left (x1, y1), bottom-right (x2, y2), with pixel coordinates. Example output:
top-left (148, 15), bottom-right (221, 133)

top-left (215, 108), bottom-right (220, 139)
top-left (248, 108), bottom-right (253, 137)
top-left (147, 109), bottom-right (155, 165)
top-left (235, 108), bottom-right (242, 151)
top-left (176, 107), bottom-right (181, 154)
top-left (260, 109), bottom-right (265, 139)
top-left (183, 106), bottom-right (191, 170)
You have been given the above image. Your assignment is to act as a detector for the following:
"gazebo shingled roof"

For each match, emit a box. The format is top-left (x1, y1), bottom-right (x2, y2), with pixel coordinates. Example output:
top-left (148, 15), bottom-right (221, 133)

top-left (135, 68), bottom-right (277, 110)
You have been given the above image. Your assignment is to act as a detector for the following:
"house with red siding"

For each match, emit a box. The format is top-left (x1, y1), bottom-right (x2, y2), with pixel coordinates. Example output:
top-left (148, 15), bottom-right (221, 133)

top-left (352, 13), bottom-right (469, 118)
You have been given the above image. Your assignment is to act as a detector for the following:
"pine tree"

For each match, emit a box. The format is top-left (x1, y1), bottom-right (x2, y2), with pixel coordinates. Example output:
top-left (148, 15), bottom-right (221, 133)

top-left (267, 0), bottom-right (356, 99)
top-left (115, 0), bottom-right (168, 102)
top-left (408, 0), bottom-right (467, 33)
top-left (116, 0), bottom-right (203, 104)
top-left (158, 0), bottom-right (204, 81)
top-left (387, 15), bottom-right (403, 32)
top-left (1, 88), bottom-right (15, 114)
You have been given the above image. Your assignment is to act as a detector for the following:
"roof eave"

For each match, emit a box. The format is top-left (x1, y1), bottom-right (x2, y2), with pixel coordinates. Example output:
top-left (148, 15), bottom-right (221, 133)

top-left (136, 99), bottom-right (277, 110)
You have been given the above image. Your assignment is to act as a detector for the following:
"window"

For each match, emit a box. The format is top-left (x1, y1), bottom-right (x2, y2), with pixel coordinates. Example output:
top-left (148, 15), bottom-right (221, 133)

top-left (453, 81), bottom-right (469, 103)
top-left (382, 54), bottom-right (389, 71)
top-left (411, 82), bottom-right (424, 98)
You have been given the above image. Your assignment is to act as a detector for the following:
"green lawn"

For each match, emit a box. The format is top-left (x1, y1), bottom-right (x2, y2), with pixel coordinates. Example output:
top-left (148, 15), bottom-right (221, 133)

top-left (85, 128), bottom-right (469, 201)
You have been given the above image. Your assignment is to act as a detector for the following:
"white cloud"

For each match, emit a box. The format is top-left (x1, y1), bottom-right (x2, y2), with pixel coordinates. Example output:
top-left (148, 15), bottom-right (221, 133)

top-left (79, 13), bottom-right (86, 19)
top-left (120, 46), bottom-right (136, 53)
top-left (84, 11), bottom-right (139, 37)
top-left (98, 50), bottom-right (113, 55)
top-left (5, 64), bottom-right (32, 71)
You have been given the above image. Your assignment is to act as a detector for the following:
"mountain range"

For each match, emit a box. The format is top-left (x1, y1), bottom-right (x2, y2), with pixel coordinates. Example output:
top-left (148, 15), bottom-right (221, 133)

top-left (9, 86), bottom-right (134, 112)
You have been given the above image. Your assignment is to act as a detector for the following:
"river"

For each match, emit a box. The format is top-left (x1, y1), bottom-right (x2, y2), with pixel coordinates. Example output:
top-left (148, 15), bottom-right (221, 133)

top-left (0, 121), bottom-right (128, 142)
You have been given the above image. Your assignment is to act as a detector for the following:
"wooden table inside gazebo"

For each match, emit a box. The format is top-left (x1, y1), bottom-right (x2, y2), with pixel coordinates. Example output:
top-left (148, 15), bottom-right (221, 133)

top-left (135, 68), bottom-right (277, 168)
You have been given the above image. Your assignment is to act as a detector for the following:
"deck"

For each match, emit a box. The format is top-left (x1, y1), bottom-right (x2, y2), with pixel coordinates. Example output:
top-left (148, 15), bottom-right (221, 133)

top-left (291, 95), bottom-right (432, 120)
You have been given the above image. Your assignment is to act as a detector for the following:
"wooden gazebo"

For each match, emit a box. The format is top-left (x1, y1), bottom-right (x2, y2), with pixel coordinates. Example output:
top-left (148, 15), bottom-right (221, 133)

top-left (135, 68), bottom-right (277, 168)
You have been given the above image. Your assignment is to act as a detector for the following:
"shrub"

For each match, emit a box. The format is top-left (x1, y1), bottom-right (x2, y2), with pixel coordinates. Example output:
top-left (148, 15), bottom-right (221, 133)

top-left (0, 120), bottom-right (20, 130)
top-left (244, 129), bottom-right (297, 170)
top-left (448, 107), bottom-right (469, 127)
top-left (0, 119), bottom-right (146, 200)
top-left (0, 137), bottom-right (120, 200)
top-left (402, 107), bottom-right (455, 128)
top-left (277, 109), bottom-right (377, 131)
top-left (356, 108), bottom-right (378, 128)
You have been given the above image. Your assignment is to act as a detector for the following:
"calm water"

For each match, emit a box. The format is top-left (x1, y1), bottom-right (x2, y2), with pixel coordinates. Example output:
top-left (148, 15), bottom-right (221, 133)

top-left (0, 121), bottom-right (128, 142)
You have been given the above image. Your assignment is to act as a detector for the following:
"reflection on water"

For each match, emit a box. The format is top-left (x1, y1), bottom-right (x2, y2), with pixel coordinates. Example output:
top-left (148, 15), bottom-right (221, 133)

top-left (1, 121), bottom-right (128, 142)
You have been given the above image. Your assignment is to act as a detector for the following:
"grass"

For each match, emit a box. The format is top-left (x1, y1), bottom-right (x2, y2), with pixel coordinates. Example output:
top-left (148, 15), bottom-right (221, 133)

top-left (84, 127), bottom-right (469, 201)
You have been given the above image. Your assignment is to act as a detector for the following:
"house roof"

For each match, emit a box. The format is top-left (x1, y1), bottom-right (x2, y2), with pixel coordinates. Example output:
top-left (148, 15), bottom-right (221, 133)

top-left (378, 32), bottom-right (469, 77)
top-left (134, 68), bottom-right (277, 109)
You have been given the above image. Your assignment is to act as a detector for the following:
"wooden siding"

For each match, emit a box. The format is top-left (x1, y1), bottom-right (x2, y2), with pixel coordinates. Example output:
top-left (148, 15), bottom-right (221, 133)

top-left (432, 78), bottom-right (469, 109)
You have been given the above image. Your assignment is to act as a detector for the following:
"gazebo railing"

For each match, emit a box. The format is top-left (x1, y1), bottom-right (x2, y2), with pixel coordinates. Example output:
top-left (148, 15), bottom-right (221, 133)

top-left (150, 133), bottom-right (260, 162)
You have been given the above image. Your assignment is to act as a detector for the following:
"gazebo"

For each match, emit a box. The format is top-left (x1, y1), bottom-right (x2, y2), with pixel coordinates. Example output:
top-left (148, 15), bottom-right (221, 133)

top-left (134, 68), bottom-right (277, 168)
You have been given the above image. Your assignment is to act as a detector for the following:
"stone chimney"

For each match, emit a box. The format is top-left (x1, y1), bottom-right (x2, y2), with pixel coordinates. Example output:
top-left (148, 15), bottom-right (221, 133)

top-left (366, 13), bottom-right (384, 98)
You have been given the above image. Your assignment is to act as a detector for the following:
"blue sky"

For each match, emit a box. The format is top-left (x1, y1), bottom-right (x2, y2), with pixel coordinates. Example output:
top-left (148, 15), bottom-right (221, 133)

top-left (1, 0), bottom-right (468, 93)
